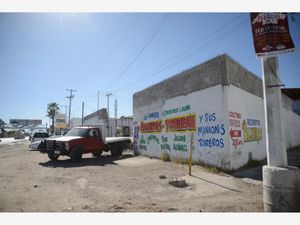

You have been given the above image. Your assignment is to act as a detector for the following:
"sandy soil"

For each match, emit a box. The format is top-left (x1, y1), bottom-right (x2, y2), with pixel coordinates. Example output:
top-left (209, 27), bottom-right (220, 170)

top-left (0, 140), bottom-right (263, 212)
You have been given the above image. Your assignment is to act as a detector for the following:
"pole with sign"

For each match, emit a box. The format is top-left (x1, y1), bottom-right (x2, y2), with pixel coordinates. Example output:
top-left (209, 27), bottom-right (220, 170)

top-left (251, 13), bottom-right (300, 211)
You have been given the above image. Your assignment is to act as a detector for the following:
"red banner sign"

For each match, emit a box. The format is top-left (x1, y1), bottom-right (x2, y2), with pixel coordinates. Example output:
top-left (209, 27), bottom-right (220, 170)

top-left (165, 114), bottom-right (196, 132)
top-left (250, 13), bottom-right (295, 57)
top-left (140, 120), bottom-right (162, 133)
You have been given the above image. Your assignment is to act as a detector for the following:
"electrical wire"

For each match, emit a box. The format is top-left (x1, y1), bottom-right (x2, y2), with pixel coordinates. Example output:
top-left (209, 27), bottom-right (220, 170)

top-left (112, 15), bottom-right (249, 93)
top-left (73, 14), bottom-right (108, 85)
top-left (104, 14), bottom-right (169, 91)
top-left (90, 14), bottom-right (142, 79)
top-left (83, 14), bottom-right (127, 81)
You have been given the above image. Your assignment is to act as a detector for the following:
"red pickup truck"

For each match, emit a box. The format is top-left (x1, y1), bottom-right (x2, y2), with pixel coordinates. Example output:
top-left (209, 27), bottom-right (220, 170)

top-left (39, 126), bottom-right (132, 162)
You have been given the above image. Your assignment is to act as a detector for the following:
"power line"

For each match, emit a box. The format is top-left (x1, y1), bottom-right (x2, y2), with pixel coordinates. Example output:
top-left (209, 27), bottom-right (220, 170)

top-left (112, 15), bottom-right (248, 93)
top-left (66, 89), bottom-right (76, 126)
top-left (74, 14), bottom-right (108, 85)
top-left (91, 14), bottom-right (142, 78)
top-left (83, 14), bottom-right (127, 82)
top-left (104, 14), bottom-right (169, 91)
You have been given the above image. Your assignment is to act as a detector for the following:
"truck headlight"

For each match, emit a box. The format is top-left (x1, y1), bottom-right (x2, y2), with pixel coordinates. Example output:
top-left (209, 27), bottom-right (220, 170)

top-left (65, 142), bottom-right (69, 150)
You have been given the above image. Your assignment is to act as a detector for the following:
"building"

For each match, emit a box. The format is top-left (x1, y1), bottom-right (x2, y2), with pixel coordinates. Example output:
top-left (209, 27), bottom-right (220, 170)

top-left (9, 119), bottom-right (42, 126)
top-left (82, 108), bottom-right (133, 137)
top-left (68, 117), bottom-right (82, 129)
top-left (133, 54), bottom-right (300, 170)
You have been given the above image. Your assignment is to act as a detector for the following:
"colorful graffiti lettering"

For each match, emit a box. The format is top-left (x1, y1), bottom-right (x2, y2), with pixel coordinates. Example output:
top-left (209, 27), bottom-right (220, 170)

top-left (173, 143), bottom-right (187, 152)
top-left (165, 114), bottom-right (196, 132)
top-left (197, 124), bottom-right (225, 136)
top-left (242, 119), bottom-right (262, 142)
top-left (140, 120), bottom-right (162, 133)
top-left (197, 112), bottom-right (225, 149)
top-left (174, 134), bottom-right (186, 142)
top-left (173, 134), bottom-right (187, 152)
top-left (147, 135), bottom-right (160, 145)
top-left (161, 136), bottom-right (168, 143)
top-left (161, 143), bottom-right (171, 151)
top-left (139, 135), bottom-right (147, 151)
top-left (162, 105), bottom-right (190, 117)
top-left (229, 111), bottom-right (243, 148)
top-left (229, 111), bottom-right (241, 119)
top-left (133, 126), bottom-right (139, 139)
top-left (198, 138), bottom-right (224, 148)
top-left (160, 135), bottom-right (171, 151)
top-left (232, 139), bottom-right (243, 148)
top-left (229, 119), bottom-right (240, 127)
top-left (144, 112), bottom-right (160, 121)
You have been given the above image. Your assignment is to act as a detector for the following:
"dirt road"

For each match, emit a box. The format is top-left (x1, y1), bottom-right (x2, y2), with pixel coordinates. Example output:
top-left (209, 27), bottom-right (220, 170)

top-left (0, 140), bottom-right (263, 212)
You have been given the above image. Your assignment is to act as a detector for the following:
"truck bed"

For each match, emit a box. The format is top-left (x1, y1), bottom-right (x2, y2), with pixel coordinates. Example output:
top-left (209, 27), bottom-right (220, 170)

top-left (105, 136), bottom-right (132, 144)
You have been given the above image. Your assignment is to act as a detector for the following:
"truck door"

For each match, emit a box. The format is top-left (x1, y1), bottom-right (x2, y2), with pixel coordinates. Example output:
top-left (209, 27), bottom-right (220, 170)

top-left (85, 128), bottom-right (102, 153)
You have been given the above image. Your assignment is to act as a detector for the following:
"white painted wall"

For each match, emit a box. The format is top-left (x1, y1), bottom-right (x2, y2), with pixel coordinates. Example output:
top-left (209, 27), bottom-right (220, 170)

top-left (133, 85), bottom-right (232, 170)
top-left (227, 85), bottom-right (266, 169)
top-left (133, 84), bottom-right (300, 170)
top-left (282, 94), bottom-right (300, 150)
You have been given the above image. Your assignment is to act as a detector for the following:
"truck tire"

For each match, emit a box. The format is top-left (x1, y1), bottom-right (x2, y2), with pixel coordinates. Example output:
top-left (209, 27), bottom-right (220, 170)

top-left (48, 153), bottom-right (59, 161)
top-left (70, 146), bottom-right (82, 162)
top-left (111, 144), bottom-right (123, 157)
top-left (92, 151), bottom-right (102, 157)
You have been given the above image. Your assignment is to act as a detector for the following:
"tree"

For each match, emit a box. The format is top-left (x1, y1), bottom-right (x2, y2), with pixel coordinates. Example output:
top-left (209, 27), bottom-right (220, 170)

top-left (47, 102), bottom-right (59, 134)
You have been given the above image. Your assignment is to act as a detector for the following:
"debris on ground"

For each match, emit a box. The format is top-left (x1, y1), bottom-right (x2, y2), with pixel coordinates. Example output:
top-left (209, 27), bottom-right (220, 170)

top-left (167, 207), bottom-right (178, 212)
top-left (159, 175), bottom-right (166, 179)
top-left (168, 178), bottom-right (188, 188)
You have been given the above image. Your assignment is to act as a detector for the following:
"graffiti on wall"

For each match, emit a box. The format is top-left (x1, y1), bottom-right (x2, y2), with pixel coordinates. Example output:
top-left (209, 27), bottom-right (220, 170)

top-left (147, 135), bottom-right (160, 145)
top-left (162, 105), bottom-right (191, 117)
top-left (228, 111), bottom-right (262, 148)
top-left (197, 112), bottom-right (225, 149)
top-left (229, 111), bottom-right (243, 148)
top-left (140, 120), bottom-right (162, 133)
top-left (144, 112), bottom-right (160, 121)
top-left (139, 135), bottom-right (147, 151)
top-left (161, 136), bottom-right (171, 151)
top-left (139, 105), bottom-right (194, 154)
top-left (242, 119), bottom-right (262, 142)
top-left (165, 114), bottom-right (196, 132)
top-left (173, 134), bottom-right (187, 152)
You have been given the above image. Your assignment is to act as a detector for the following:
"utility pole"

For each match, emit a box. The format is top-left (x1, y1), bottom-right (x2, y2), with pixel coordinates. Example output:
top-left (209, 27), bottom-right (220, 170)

top-left (106, 92), bottom-right (112, 137)
top-left (66, 89), bottom-right (76, 128)
top-left (81, 102), bottom-right (84, 125)
top-left (115, 98), bottom-right (118, 136)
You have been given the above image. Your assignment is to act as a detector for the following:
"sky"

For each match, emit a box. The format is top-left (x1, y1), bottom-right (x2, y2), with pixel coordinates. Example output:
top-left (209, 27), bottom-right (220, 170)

top-left (0, 12), bottom-right (300, 125)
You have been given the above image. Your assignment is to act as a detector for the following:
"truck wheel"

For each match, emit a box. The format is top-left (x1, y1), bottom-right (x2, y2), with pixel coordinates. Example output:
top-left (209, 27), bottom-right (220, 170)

top-left (48, 153), bottom-right (59, 161)
top-left (111, 144), bottom-right (123, 157)
top-left (70, 146), bottom-right (82, 162)
top-left (92, 151), bottom-right (102, 157)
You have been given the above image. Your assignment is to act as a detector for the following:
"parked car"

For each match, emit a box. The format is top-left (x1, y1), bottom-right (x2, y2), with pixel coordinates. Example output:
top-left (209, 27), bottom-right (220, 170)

top-left (29, 132), bottom-right (52, 150)
top-left (29, 140), bottom-right (43, 150)
top-left (31, 132), bottom-right (49, 143)
top-left (15, 130), bottom-right (25, 139)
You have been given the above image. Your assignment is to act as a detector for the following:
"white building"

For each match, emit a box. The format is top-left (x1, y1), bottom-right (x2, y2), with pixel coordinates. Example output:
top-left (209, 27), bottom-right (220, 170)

top-left (82, 108), bottom-right (133, 137)
top-left (133, 54), bottom-right (300, 170)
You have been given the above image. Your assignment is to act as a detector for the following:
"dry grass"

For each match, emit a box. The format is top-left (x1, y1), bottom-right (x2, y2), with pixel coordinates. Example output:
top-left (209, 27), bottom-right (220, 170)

top-left (160, 152), bottom-right (170, 162)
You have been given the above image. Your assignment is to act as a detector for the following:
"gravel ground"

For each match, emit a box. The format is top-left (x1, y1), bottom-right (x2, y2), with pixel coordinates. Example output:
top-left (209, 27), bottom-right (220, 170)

top-left (0, 140), bottom-right (263, 212)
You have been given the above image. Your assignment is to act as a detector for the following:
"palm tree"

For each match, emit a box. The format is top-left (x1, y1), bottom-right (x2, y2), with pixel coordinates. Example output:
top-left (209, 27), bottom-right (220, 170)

top-left (47, 102), bottom-right (59, 134)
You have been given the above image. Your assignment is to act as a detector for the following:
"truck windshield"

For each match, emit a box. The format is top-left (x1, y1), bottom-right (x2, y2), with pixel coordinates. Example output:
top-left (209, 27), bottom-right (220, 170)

top-left (65, 128), bottom-right (89, 137)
